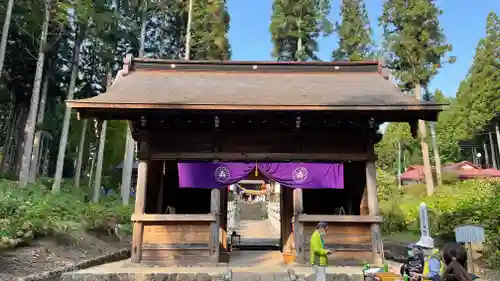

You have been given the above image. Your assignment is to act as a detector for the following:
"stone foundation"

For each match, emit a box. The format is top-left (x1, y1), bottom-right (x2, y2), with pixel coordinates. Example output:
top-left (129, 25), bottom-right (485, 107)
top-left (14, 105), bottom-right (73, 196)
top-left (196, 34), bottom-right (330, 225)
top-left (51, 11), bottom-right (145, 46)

top-left (60, 269), bottom-right (364, 281)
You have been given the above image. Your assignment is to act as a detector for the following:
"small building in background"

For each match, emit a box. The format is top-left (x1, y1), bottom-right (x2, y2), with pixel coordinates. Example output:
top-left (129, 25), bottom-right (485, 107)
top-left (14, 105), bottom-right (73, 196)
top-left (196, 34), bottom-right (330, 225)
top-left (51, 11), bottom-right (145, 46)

top-left (399, 161), bottom-right (500, 185)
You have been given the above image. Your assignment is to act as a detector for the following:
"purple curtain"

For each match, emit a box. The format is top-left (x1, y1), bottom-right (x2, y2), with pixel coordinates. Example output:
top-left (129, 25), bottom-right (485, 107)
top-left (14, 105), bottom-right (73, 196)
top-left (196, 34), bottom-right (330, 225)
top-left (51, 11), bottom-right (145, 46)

top-left (177, 162), bottom-right (344, 189)
top-left (177, 162), bottom-right (255, 188)
top-left (257, 163), bottom-right (343, 189)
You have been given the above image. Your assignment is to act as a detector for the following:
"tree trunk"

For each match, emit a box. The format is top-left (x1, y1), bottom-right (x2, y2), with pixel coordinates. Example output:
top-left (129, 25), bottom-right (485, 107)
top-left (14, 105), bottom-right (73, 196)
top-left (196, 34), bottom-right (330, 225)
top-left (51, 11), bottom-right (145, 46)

top-left (92, 71), bottom-right (112, 201)
top-left (496, 122), bottom-right (500, 163)
top-left (52, 25), bottom-right (84, 193)
top-left (120, 3), bottom-right (147, 204)
top-left (184, 0), bottom-right (193, 60)
top-left (74, 119), bottom-right (88, 188)
top-left (415, 84), bottom-right (435, 195)
top-left (0, 0), bottom-right (14, 79)
top-left (430, 122), bottom-right (442, 186)
top-left (28, 75), bottom-right (49, 183)
top-left (18, 1), bottom-right (51, 187)
top-left (5, 108), bottom-right (25, 175)
top-left (14, 108), bottom-right (28, 175)
top-left (121, 126), bottom-right (134, 205)
top-left (488, 132), bottom-right (497, 169)
top-left (0, 105), bottom-right (15, 174)
top-left (93, 120), bottom-right (107, 202)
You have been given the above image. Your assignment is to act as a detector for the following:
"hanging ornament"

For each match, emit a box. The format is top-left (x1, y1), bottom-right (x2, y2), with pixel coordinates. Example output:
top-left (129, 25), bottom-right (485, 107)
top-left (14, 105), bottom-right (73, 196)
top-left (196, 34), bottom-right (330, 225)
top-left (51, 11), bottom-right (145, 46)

top-left (254, 161), bottom-right (259, 176)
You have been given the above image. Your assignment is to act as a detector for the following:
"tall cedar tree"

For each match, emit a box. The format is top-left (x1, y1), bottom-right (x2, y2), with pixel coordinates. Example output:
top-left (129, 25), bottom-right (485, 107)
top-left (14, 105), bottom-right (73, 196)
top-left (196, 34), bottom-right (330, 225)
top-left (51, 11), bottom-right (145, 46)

top-left (454, 12), bottom-right (500, 136)
top-left (379, 0), bottom-right (453, 90)
top-left (379, 0), bottom-right (453, 194)
top-left (270, 0), bottom-right (332, 61)
top-left (190, 0), bottom-right (231, 60)
top-left (435, 13), bottom-right (499, 165)
top-left (332, 0), bottom-right (374, 61)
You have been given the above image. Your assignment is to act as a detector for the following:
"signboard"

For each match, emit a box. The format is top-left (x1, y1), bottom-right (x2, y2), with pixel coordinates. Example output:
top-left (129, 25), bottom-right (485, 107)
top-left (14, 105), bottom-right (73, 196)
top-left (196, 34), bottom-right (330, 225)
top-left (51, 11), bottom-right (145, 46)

top-left (455, 225), bottom-right (485, 243)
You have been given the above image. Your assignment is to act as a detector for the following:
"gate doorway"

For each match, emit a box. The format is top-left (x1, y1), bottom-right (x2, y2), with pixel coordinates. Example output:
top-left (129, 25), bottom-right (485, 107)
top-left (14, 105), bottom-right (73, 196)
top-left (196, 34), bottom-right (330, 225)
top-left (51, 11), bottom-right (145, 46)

top-left (227, 179), bottom-right (281, 251)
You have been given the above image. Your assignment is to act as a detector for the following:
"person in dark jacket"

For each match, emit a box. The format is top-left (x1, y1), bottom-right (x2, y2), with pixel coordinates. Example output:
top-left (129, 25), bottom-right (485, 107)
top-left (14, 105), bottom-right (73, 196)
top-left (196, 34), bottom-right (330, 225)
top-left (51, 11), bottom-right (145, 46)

top-left (400, 244), bottom-right (425, 279)
top-left (441, 243), bottom-right (483, 281)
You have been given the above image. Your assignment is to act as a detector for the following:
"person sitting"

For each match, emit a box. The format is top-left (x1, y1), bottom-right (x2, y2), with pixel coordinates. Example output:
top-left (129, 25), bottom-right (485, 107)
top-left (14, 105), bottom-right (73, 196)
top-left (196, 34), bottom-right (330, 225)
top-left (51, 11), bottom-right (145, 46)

top-left (411, 238), bottom-right (444, 280)
top-left (441, 243), bottom-right (483, 281)
top-left (400, 244), bottom-right (425, 278)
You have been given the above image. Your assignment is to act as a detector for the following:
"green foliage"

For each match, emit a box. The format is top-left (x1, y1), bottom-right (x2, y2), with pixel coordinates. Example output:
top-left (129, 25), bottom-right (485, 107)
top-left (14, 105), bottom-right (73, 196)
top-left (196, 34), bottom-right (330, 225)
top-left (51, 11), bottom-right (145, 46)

top-left (380, 178), bottom-right (500, 268)
top-left (376, 167), bottom-right (397, 201)
top-left (379, 0), bottom-right (453, 90)
top-left (332, 0), bottom-right (375, 61)
top-left (376, 123), bottom-right (421, 172)
top-left (0, 179), bottom-right (132, 249)
top-left (270, 0), bottom-right (332, 61)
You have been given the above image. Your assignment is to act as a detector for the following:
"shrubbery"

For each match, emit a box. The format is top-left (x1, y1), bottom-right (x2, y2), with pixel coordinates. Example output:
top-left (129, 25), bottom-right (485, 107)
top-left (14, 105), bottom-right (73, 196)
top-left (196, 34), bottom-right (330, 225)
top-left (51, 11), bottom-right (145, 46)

top-left (0, 178), bottom-right (133, 249)
top-left (379, 177), bottom-right (500, 267)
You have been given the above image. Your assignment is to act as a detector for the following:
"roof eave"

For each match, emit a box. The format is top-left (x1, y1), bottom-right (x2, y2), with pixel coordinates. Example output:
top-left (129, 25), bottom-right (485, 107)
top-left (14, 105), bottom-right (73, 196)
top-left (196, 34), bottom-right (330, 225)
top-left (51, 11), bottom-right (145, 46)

top-left (68, 102), bottom-right (443, 123)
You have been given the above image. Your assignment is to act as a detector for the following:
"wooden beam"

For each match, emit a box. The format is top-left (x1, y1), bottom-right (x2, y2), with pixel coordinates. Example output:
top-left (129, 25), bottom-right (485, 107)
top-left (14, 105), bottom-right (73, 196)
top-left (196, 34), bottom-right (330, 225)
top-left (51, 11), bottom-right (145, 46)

top-left (131, 159), bottom-right (148, 263)
top-left (298, 214), bottom-right (383, 223)
top-left (210, 189), bottom-right (221, 262)
top-left (151, 152), bottom-right (375, 161)
top-left (293, 188), bottom-right (304, 264)
top-left (366, 160), bottom-right (384, 265)
top-left (131, 214), bottom-right (216, 222)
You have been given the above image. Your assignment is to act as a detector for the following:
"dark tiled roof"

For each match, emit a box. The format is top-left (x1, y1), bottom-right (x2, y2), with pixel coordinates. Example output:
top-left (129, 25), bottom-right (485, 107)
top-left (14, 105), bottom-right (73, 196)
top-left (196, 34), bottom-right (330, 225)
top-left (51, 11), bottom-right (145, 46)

top-left (67, 58), bottom-right (444, 112)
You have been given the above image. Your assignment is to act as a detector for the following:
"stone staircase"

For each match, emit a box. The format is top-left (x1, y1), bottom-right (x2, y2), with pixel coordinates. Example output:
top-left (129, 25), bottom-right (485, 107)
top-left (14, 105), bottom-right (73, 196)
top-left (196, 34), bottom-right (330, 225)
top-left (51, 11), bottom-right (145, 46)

top-left (239, 202), bottom-right (267, 221)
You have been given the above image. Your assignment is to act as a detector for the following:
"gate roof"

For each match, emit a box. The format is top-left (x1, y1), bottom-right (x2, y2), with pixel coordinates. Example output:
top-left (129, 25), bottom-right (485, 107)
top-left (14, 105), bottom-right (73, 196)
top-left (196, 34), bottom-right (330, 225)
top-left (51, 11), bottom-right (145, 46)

top-left (67, 56), bottom-right (445, 121)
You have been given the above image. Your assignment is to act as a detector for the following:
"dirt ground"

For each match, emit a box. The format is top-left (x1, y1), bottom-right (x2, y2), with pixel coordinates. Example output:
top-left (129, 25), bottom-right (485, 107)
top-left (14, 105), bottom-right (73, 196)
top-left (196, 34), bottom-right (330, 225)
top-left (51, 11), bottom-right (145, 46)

top-left (0, 231), bottom-right (130, 281)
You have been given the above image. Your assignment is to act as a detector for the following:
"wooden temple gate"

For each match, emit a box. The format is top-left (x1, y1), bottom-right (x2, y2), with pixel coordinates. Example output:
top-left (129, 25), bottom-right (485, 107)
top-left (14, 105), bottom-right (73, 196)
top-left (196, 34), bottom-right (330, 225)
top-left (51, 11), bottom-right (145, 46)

top-left (68, 56), bottom-right (443, 266)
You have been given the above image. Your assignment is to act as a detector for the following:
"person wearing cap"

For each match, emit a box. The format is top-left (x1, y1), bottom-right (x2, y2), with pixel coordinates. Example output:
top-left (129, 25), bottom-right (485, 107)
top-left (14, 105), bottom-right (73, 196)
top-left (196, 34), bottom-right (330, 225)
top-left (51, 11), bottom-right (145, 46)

top-left (411, 238), bottom-right (444, 280)
top-left (310, 221), bottom-right (332, 281)
top-left (400, 244), bottom-right (424, 278)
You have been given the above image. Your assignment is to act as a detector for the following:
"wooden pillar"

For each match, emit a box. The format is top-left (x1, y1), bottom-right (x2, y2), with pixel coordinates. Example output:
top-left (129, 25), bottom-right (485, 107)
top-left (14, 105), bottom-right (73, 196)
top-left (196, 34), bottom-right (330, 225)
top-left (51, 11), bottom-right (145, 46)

top-left (293, 188), bottom-right (304, 263)
top-left (210, 189), bottom-right (221, 262)
top-left (366, 160), bottom-right (384, 265)
top-left (131, 158), bottom-right (148, 263)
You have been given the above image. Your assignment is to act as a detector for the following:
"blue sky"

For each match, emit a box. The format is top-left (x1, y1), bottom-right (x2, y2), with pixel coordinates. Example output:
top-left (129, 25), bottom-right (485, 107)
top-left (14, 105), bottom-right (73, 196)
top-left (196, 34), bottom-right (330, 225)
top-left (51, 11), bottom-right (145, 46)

top-left (228, 0), bottom-right (500, 97)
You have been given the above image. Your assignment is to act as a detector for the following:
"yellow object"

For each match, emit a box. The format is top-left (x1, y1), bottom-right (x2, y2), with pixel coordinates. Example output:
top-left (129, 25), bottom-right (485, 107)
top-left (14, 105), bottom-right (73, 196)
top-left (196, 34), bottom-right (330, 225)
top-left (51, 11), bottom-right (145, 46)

top-left (375, 272), bottom-right (402, 281)
top-left (254, 162), bottom-right (258, 176)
